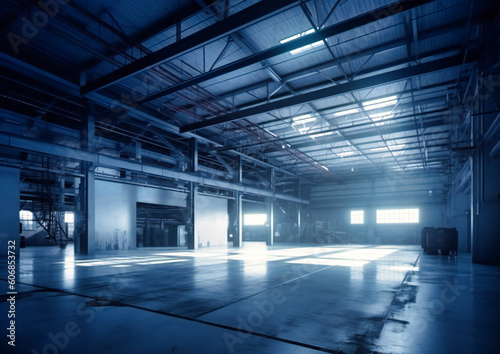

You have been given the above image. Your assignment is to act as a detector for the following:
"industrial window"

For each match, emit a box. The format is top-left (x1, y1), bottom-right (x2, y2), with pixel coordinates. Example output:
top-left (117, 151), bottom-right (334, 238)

top-left (65, 212), bottom-right (74, 223)
top-left (19, 210), bottom-right (36, 231)
top-left (280, 29), bottom-right (323, 55)
top-left (244, 214), bottom-right (267, 226)
top-left (376, 209), bottom-right (419, 224)
top-left (65, 212), bottom-right (75, 238)
top-left (350, 210), bottom-right (364, 224)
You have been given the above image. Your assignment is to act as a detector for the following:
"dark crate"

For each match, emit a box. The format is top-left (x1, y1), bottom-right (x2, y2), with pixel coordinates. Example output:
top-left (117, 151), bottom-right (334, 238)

top-left (421, 227), bottom-right (458, 255)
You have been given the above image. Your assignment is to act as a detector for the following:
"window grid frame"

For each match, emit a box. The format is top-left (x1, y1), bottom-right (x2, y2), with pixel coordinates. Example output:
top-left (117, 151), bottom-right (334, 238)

top-left (376, 208), bottom-right (419, 224)
top-left (350, 210), bottom-right (364, 225)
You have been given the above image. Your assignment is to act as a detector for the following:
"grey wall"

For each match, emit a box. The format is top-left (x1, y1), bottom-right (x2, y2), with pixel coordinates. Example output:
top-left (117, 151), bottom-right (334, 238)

top-left (94, 180), bottom-right (187, 250)
top-left (311, 203), bottom-right (446, 245)
top-left (0, 166), bottom-right (20, 257)
top-left (195, 194), bottom-right (228, 247)
top-left (448, 191), bottom-right (470, 253)
top-left (309, 176), bottom-right (448, 245)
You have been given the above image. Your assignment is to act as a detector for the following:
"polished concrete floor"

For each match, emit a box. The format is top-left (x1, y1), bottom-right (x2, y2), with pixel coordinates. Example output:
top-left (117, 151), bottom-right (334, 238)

top-left (1, 243), bottom-right (499, 353)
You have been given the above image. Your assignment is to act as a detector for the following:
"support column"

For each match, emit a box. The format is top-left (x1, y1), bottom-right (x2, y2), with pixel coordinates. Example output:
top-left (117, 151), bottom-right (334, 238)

top-left (187, 182), bottom-right (198, 250)
top-left (76, 100), bottom-right (95, 255)
top-left (187, 139), bottom-right (198, 250)
top-left (267, 168), bottom-right (275, 246)
top-left (296, 180), bottom-right (301, 243)
top-left (0, 166), bottom-right (20, 258)
top-left (267, 198), bottom-right (274, 246)
top-left (58, 176), bottom-right (65, 241)
top-left (233, 156), bottom-right (243, 247)
top-left (78, 162), bottom-right (95, 255)
top-left (296, 205), bottom-right (301, 243)
top-left (136, 141), bottom-right (142, 161)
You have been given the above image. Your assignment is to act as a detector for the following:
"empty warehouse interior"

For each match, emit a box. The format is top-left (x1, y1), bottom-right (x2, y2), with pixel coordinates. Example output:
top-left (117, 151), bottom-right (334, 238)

top-left (1, 0), bottom-right (500, 353)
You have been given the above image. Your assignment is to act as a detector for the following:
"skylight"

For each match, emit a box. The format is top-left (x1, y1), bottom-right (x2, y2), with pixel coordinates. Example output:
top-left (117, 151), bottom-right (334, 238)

top-left (311, 131), bottom-right (333, 138)
top-left (363, 96), bottom-right (398, 110)
top-left (333, 108), bottom-right (360, 117)
top-left (280, 29), bottom-right (323, 55)
top-left (371, 144), bottom-right (406, 155)
top-left (298, 127), bottom-right (310, 134)
top-left (371, 146), bottom-right (388, 152)
top-left (369, 111), bottom-right (394, 126)
top-left (292, 114), bottom-right (316, 125)
top-left (338, 151), bottom-right (354, 158)
top-left (389, 144), bottom-right (406, 150)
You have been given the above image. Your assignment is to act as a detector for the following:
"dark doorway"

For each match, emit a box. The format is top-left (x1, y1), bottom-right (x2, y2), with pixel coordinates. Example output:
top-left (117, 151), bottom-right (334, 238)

top-left (136, 203), bottom-right (187, 247)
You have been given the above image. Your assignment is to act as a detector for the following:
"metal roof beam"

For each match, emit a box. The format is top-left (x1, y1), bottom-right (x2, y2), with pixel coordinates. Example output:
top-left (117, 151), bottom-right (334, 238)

top-left (0, 52), bottom-right (299, 178)
top-left (0, 132), bottom-right (308, 204)
top-left (181, 53), bottom-right (475, 132)
top-left (137, 0), bottom-right (434, 104)
top-left (266, 117), bottom-right (450, 152)
top-left (80, 0), bottom-right (301, 95)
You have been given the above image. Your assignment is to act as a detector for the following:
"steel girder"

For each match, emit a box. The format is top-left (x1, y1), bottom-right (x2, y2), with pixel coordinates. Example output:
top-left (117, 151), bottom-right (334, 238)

top-left (181, 53), bottom-right (476, 132)
top-left (80, 0), bottom-right (302, 95)
top-left (135, 0), bottom-right (434, 104)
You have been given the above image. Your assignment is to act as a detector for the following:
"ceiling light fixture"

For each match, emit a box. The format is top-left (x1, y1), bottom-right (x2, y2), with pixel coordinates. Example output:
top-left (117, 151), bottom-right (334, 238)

top-left (311, 132), bottom-right (333, 138)
top-left (333, 108), bottom-right (360, 117)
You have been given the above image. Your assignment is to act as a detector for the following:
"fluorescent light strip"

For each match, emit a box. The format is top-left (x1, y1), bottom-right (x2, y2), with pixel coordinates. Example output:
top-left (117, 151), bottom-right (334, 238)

top-left (363, 96), bottom-right (398, 107)
top-left (338, 151), bottom-right (354, 157)
top-left (311, 132), bottom-right (333, 138)
top-left (333, 108), bottom-right (360, 117)
top-left (280, 29), bottom-right (323, 55)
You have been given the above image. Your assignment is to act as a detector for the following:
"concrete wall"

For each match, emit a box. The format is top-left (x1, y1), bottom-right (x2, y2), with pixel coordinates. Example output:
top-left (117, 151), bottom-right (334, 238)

top-left (94, 180), bottom-right (187, 250)
top-left (0, 166), bottom-right (20, 257)
top-left (448, 191), bottom-right (471, 253)
top-left (308, 176), bottom-right (449, 245)
top-left (195, 195), bottom-right (228, 247)
top-left (311, 203), bottom-right (446, 245)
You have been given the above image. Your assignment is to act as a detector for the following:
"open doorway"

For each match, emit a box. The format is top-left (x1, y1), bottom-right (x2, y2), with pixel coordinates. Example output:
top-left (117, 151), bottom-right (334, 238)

top-left (136, 202), bottom-right (187, 248)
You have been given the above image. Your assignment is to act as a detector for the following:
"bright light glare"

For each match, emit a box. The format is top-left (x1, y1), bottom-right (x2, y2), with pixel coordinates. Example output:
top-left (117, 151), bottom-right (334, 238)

top-left (376, 209), bottom-right (419, 224)
top-left (369, 112), bottom-right (394, 126)
top-left (290, 41), bottom-right (323, 55)
top-left (321, 165), bottom-right (329, 171)
top-left (280, 29), bottom-right (315, 44)
top-left (292, 114), bottom-right (314, 122)
top-left (292, 117), bottom-right (316, 125)
top-left (338, 151), bottom-right (354, 158)
top-left (351, 210), bottom-right (364, 224)
top-left (311, 132), bottom-right (333, 138)
top-left (20, 210), bottom-right (33, 220)
top-left (287, 258), bottom-right (368, 267)
top-left (320, 248), bottom-right (397, 260)
top-left (380, 265), bottom-right (420, 271)
top-left (363, 96), bottom-right (398, 110)
top-left (136, 260), bottom-right (188, 265)
top-left (298, 127), bottom-right (310, 134)
top-left (280, 29), bottom-right (323, 55)
top-left (65, 212), bottom-right (74, 223)
top-left (244, 214), bottom-right (267, 226)
top-left (155, 252), bottom-right (221, 258)
top-left (333, 108), bottom-right (360, 117)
